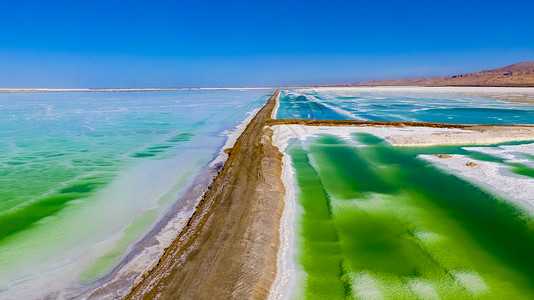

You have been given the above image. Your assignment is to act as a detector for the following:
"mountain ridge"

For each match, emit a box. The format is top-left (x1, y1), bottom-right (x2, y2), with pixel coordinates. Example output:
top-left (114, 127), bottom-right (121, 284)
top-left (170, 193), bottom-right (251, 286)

top-left (341, 62), bottom-right (534, 87)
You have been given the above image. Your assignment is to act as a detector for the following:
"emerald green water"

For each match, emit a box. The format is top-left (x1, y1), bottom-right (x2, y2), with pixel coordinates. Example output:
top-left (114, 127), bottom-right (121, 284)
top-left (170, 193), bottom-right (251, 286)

top-left (288, 134), bottom-right (534, 299)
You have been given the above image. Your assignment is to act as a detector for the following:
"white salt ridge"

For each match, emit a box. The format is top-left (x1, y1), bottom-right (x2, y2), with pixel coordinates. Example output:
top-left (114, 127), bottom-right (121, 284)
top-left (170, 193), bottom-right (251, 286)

top-left (421, 154), bottom-right (534, 213)
top-left (271, 93), bottom-right (280, 119)
top-left (413, 231), bottom-right (442, 244)
top-left (466, 143), bottom-right (534, 166)
top-left (450, 270), bottom-right (489, 296)
top-left (268, 151), bottom-right (299, 300)
top-left (0, 154), bottom-right (202, 300)
top-left (271, 125), bottom-right (465, 147)
top-left (351, 272), bottom-right (384, 300)
top-left (407, 279), bottom-right (440, 300)
top-left (306, 94), bottom-right (365, 120)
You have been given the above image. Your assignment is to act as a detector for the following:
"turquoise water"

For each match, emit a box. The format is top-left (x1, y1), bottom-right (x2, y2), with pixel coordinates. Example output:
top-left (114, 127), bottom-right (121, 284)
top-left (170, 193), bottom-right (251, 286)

top-left (0, 89), bottom-right (269, 297)
top-left (288, 134), bottom-right (534, 299)
top-left (277, 88), bottom-right (534, 124)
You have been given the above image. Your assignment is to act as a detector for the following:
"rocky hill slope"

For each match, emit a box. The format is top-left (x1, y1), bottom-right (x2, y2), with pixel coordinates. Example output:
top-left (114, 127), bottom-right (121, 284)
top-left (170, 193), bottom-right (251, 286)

top-left (349, 62), bottom-right (534, 87)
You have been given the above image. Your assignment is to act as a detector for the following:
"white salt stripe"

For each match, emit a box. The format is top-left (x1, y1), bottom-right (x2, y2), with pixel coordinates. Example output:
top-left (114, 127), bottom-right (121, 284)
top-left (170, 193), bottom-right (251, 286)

top-left (351, 272), bottom-right (384, 300)
top-left (407, 279), bottom-right (440, 300)
top-left (421, 154), bottom-right (534, 213)
top-left (450, 270), bottom-right (489, 296)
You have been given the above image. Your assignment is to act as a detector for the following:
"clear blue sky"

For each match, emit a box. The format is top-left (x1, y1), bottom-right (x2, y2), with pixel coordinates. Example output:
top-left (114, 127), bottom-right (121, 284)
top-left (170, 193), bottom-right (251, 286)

top-left (1, 0), bottom-right (533, 88)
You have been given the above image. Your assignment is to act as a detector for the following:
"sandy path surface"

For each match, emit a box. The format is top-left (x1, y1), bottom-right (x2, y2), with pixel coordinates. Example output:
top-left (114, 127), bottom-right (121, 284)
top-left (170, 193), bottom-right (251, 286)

top-left (125, 92), bottom-right (285, 299)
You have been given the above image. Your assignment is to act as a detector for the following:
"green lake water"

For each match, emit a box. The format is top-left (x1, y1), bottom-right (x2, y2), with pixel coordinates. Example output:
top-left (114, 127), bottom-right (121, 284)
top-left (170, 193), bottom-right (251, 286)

top-left (288, 134), bottom-right (534, 299)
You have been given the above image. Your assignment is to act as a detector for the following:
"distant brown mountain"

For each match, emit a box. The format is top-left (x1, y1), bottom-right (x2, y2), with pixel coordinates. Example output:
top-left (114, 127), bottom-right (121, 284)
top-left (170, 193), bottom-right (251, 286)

top-left (345, 62), bottom-right (534, 87)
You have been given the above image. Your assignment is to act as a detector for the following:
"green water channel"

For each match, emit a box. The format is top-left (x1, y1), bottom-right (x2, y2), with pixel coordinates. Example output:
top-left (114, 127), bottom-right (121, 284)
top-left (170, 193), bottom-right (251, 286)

top-left (288, 134), bottom-right (534, 299)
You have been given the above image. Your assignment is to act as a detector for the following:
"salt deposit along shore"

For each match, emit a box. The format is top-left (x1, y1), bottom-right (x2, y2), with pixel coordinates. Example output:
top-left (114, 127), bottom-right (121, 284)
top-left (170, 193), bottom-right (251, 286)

top-left (66, 117), bottom-right (254, 299)
top-left (64, 104), bottom-right (266, 299)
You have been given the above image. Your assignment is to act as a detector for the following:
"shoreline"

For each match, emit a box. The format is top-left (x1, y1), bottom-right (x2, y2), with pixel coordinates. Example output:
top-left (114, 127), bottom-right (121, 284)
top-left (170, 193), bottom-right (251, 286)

top-left (268, 142), bottom-right (298, 300)
top-left (65, 104), bottom-right (268, 299)
top-left (125, 91), bottom-right (286, 299)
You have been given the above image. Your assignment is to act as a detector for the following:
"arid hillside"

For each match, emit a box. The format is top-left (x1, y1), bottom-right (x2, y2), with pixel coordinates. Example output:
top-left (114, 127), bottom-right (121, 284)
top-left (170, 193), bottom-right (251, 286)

top-left (348, 62), bottom-right (534, 87)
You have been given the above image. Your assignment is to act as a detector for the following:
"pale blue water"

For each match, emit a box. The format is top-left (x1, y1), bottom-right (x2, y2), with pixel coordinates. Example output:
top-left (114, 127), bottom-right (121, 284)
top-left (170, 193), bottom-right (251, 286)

top-left (0, 89), bottom-right (269, 298)
top-left (277, 88), bottom-right (534, 124)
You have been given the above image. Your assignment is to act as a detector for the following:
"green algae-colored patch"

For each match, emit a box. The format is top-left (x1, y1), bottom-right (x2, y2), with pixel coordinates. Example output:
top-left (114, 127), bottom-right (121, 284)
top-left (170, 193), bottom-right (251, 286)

top-left (394, 138), bottom-right (534, 180)
top-left (521, 153), bottom-right (534, 161)
top-left (79, 159), bottom-right (204, 282)
top-left (336, 211), bottom-right (442, 277)
top-left (395, 140), bottom-right (534, 162)
top-left (0, 176), bottom-right (111, 241)
top-left (288, 134), bottom-right (534, 299)
top-left (396, 144), bottom-right (504, 163)
top-left (130, 152), bottom-right (156, 158)
top-left (147, 145), bottom-right (172, 150)
top-left (288, 143), bottom-right (350, 299)
top-left (60, 182), bottom-right (104, 194)
top-left (43, 153), bottom-right (66, 158)
top-left (167, 132), bottom-right (194, 142)
top-left (70, 158), bottom-right (117, 167)
top-left (130, 143), bottom-right (177, 158)
top-left (508, 163), bottom-right (534, 179)
top-left (79, 208), bottom-right (159, 282)
top-left (0, 194), bottom-right (81, 240)
top-left (307, 135), bottom-right (394, 199)
top-left (5, 161), bottom-right (26, 165)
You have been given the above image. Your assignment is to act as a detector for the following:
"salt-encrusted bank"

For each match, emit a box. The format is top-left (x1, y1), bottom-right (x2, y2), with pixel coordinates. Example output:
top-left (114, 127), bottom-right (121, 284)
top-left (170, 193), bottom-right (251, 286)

top-left (269, 123), bottom-right (534, 299)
